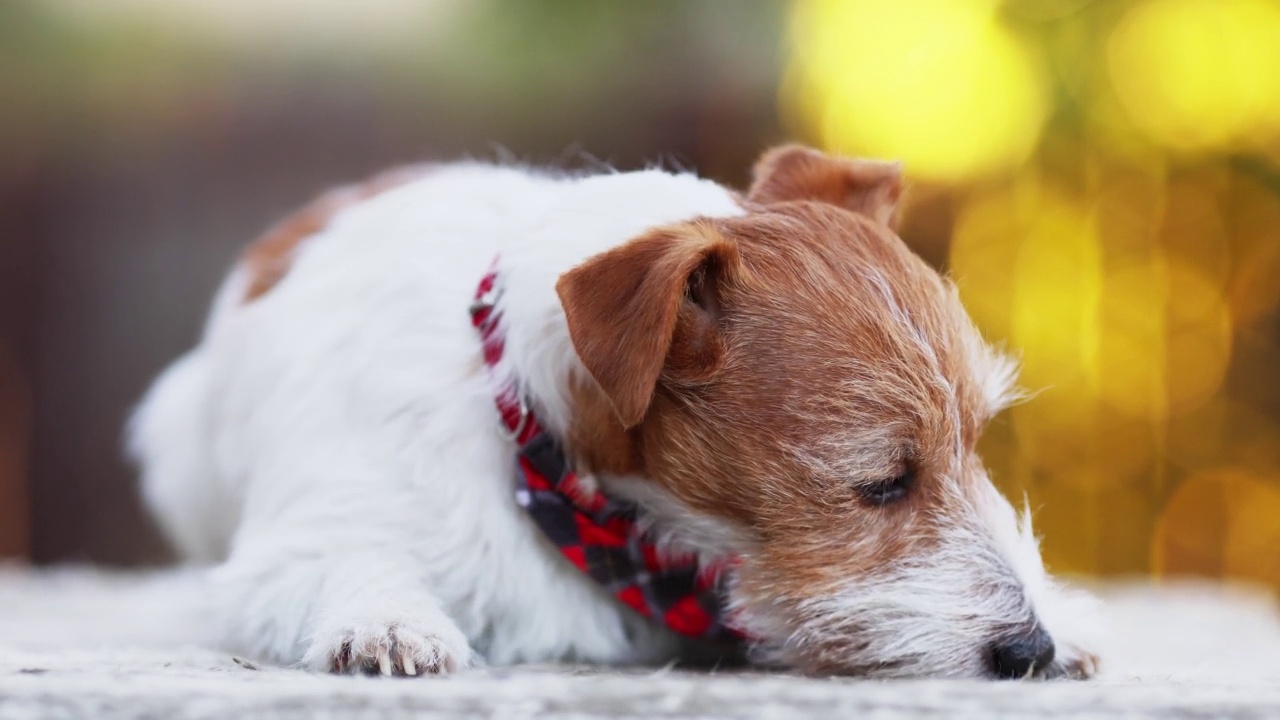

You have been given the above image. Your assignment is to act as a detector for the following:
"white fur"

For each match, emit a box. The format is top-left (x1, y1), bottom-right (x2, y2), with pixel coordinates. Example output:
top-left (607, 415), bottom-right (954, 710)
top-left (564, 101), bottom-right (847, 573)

top-left (128, 163), bottom-right (744, 673)
top-left (128, 160), bottom-right (1098, 678)
top-left (728, 477), bottom-right (1099, 678)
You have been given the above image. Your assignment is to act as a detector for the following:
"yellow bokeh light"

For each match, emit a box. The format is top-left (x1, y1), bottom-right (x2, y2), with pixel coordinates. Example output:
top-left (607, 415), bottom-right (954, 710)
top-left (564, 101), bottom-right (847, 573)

top-left (949, 185), bottom-right (1023, 340)
top-left (1008, 189), bottom-right (1103, 394)
top-left (1155, 470), bottom-right (1280, 586)
top-left (954, 181), bottom-right (1156, 484)
top-left (1227, 174), bottom-right (1280, 326)
top-left (950, 179), bottom-right (1093, 388)
top-left (783, 0), bottom-right (1049, 181)
top-left (1107, 0), bottom-right (1280, 152)
top-left (951, 170), bottom-right (1235, 492)
top-left (952, 179), bottom-right (1107, 401)
top-left (1162, 264), bottom-right (1234, 413)
top-left (1099, 259), bottom-right (1233, 417)
top-left (789, 0), bottom-right (1280, 590)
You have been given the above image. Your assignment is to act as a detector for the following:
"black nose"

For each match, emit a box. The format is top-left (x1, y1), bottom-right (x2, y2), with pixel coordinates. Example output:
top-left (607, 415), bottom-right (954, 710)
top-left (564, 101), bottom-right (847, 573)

top-left (989, 624), bottom-right (1056, 679)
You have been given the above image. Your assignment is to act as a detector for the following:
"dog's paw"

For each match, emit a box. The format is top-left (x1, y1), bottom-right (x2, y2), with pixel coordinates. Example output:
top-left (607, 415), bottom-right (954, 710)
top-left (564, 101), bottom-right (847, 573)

top-left (1033, 580), bottom-right (1104, 681)
top-left (306, 619), bottom-right (474, 677)
top-left (1053, 643), bottom-right (1101, 680)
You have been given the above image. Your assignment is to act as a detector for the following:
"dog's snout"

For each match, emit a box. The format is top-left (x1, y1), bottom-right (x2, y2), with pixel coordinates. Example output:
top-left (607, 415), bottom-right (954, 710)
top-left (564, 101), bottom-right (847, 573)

top-left (988, 624), bottom-right (1055, 679)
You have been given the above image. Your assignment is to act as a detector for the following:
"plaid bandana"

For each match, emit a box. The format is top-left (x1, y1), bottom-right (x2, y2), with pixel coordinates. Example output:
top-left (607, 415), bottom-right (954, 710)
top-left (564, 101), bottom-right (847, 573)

top-left (470, 261), bottom-right (742, 642)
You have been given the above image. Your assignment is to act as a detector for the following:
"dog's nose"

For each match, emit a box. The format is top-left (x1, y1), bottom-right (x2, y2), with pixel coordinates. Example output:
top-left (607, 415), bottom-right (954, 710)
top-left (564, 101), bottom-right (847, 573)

top-left (989, 624), bottom-right (1056, 679)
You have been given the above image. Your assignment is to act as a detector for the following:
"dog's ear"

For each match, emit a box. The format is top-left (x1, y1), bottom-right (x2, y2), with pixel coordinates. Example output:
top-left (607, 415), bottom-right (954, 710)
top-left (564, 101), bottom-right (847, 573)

top-left (556, 224), bottom-right (738, 428)
top-left (748, 144), bottom-right (903, 229)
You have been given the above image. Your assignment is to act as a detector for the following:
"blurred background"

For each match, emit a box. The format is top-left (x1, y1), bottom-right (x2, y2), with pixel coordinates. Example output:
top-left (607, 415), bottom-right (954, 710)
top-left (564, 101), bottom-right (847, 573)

top-left (1, 0), bottom-right (1278, 594)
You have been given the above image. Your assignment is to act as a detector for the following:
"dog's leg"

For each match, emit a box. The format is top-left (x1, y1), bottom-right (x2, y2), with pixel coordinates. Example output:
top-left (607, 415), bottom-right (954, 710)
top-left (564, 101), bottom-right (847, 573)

top-left (300, 556), bottom-right (475, 676)
top-left (209, 472), bottom-right (477, 676)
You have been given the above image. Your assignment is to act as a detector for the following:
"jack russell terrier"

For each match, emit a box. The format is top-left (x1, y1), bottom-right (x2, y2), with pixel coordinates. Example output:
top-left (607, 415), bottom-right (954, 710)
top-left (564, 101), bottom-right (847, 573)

top-left (129, 145), bottom-right (1101, 679)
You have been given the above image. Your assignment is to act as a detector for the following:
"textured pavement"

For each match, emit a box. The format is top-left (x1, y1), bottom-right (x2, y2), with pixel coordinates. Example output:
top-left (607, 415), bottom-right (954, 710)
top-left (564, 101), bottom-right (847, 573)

top-left (2, 568), bottom-right (1278, 719)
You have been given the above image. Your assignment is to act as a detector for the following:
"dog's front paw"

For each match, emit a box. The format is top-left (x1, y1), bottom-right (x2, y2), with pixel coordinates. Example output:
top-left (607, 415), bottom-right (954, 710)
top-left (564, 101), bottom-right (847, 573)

top-left (1034, 581), bottom-right (1104, 680)
top-left (1053, 643), bottom-right (1101, 680)
top-left (306, 619), bottom-right (474, 677)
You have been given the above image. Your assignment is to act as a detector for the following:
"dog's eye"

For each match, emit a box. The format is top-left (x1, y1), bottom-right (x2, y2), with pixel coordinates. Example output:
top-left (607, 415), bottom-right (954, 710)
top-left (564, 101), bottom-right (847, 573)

top-left (856, 470), bottom-right (914, 506)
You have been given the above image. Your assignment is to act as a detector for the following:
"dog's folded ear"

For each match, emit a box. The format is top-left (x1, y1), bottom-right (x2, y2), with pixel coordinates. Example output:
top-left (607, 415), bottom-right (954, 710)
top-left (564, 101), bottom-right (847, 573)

top-left (556, 224), bottom-right (738, 428)
top-left (748, 144), bottom-right (903, 229)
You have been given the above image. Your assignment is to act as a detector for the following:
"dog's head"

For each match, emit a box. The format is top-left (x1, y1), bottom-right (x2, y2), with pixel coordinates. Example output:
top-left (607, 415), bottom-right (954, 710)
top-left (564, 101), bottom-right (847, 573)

top-left (555, 145), bottom-right (1099, 679)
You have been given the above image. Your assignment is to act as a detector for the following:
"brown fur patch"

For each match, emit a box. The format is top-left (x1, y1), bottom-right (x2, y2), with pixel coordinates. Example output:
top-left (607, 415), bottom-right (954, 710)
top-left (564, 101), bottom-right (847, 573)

top-left (636, 205), bottom-right (977, 521)
top-left (748, 144), bottom-right (904, 229)
top-left (558, 156), bottom-right (995, 623)
top-left (240, 165), bottom-right (433, 303)
top-left (555, 224), bottom-right (739, 428)
top-left (563, 373), bottom-right (642, 478)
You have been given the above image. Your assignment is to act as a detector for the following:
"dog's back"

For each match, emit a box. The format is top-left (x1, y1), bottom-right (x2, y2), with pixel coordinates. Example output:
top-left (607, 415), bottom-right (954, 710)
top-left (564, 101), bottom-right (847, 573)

top-left (129, 164), bottom-right (537, 562)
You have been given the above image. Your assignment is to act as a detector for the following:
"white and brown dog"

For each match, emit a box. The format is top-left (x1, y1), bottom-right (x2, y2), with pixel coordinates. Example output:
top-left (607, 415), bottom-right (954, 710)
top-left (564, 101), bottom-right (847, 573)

top-left (128, 145), bottom-right (1101, 680)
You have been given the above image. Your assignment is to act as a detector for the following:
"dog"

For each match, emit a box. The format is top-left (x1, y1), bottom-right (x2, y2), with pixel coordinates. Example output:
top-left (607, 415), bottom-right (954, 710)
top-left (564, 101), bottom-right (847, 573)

top-left (127, 145), bottom-right (1101, 679)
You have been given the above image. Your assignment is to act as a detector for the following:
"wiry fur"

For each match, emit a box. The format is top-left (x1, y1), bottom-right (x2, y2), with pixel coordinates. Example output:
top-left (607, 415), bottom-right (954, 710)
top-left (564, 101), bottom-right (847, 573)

top-left (128, 148), bottom-right (1101, 679)
top-left (733, 481), bottom-right (1100, 678)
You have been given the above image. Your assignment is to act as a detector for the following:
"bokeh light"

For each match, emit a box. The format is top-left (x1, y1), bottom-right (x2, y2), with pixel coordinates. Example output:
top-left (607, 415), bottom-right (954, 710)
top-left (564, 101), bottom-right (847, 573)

top-left (788, 0), bottom-right (1280, 589)
top-left (1107, 0), bottom-right (1280, 153)
top-left (1156, 470), bottom-right (1280, 587)
top-left (782, 0), bottom-right (1049, 182)
top-left (5, 0), bottom-right (1280, 594)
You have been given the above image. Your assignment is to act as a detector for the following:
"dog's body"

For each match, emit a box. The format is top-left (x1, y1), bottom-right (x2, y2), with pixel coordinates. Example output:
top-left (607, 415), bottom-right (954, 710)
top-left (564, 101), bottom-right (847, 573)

top-left (129, 148), bottom-right (1101, 679)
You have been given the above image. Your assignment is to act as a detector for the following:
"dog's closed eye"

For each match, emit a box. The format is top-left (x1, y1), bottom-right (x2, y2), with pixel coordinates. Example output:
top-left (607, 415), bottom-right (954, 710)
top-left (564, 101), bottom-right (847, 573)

top-left (855, 467), bottom-right (915, 507)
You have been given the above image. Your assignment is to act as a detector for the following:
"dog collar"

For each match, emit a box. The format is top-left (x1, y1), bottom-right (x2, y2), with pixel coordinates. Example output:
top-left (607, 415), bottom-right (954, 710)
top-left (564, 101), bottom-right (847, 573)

top-left (470, 260), bottom-right (741, 642)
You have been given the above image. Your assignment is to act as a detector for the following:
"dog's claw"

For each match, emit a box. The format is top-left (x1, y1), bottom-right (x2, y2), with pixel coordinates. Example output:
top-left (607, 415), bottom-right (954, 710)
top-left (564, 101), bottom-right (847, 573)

top-left (1075, 651), bottom-right (1100, 679)
top-left (309, 619), bottom-right (473, 677)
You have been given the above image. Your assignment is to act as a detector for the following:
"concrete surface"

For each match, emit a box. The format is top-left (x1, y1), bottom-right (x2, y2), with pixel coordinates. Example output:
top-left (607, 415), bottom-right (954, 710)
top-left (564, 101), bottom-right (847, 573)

top-left (1, 567), bottom-right (1278, 719)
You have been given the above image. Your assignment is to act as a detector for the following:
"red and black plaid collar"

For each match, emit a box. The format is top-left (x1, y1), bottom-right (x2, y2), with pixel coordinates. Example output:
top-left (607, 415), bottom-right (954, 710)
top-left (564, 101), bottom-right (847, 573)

top-left (470, 260), bottom-right (742, 643)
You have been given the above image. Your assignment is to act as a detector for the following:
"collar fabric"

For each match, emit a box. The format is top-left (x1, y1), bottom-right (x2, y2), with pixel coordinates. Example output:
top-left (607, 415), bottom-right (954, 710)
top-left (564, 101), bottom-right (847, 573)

top-left (470, 261), bottom-right (741, 642)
